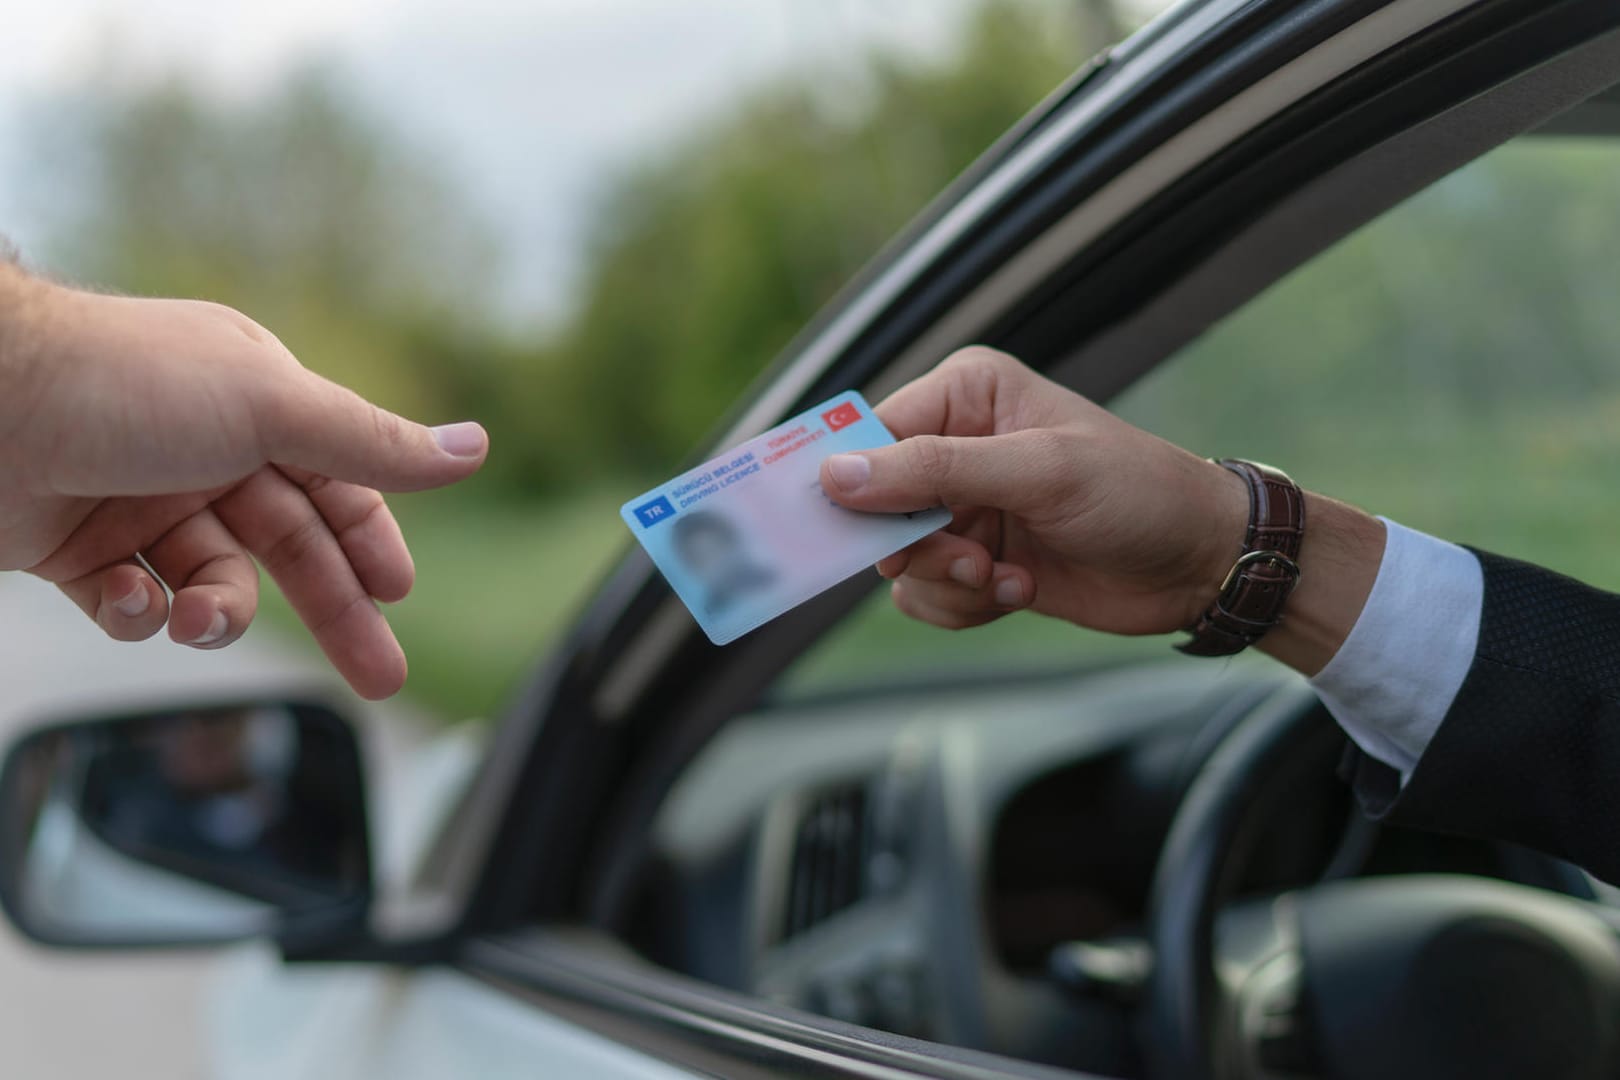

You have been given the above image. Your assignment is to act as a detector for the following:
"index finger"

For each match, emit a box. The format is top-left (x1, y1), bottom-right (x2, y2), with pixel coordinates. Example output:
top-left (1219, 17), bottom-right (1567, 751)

top-left (275, 466), bottom-right (415, 604)
top-left (214, 467), bottom-right (406, 700)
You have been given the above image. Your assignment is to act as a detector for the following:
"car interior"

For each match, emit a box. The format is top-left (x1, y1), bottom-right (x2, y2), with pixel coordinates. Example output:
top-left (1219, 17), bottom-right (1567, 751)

top-left (590, 55), bottom-right (1620, 1080)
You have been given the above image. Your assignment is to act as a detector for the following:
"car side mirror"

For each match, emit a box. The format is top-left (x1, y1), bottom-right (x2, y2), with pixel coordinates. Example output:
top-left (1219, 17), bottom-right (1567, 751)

top-left (0, 700), bottom-right (372, 949)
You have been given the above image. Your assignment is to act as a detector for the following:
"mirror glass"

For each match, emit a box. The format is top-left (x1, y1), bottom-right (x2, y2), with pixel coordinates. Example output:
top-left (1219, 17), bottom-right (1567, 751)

top-left (0, 702), bottom-right (370, 946)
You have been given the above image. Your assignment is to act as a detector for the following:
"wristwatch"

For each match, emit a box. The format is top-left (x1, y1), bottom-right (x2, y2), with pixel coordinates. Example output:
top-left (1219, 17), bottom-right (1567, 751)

top-left (1177, 459), bottom-right (1305, 657)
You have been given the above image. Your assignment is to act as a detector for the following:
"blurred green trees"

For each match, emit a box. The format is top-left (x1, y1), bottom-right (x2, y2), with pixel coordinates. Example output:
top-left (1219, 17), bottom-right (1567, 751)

top-left (28, 68), bottom-right (501, 425)
top-left (564, 1), bottom-right (1099, 476)
top-left (22, 1), bottom-right (1102, 495)
top-left (15, 1), bottom-right (1107, 714)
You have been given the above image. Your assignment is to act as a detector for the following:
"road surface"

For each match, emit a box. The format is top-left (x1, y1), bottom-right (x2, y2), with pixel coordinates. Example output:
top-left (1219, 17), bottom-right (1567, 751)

top-left (0, 572), bottom-right (425, 1080)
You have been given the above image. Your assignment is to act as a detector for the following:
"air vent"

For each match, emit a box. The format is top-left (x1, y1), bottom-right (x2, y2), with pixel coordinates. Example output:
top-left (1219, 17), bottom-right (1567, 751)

top-left (781, 782), bottom-right (868, 940)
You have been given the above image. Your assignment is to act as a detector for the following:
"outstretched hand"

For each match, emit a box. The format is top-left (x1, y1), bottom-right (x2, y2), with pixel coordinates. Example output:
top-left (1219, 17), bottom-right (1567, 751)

top-left (0, 268), bottom-right (487, 699)
top-left (818, 347), bottom-right (1383, 676)
top-left (818, 347), bottom-right (1248, 637)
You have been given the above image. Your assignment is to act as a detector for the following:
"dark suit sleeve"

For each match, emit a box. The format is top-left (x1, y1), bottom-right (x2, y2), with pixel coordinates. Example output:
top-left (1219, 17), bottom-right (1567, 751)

top-left (1343, 549), bottom-right (1620, 884)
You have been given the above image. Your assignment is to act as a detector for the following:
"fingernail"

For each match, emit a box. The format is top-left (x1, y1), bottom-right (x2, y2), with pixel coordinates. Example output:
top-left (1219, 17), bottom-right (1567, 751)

top-left (112, 584), bottom-right (150, 619)
top-left (948, 557), bottom-right (978, 587)
top-left (189, 610), bottom-right (229, 648)
top-left (433, 421), bottom-right (486, 459)
top-left (825, 454), bottom-right (870, 493)
top-left (994, 577), bottom-right (1025, 608)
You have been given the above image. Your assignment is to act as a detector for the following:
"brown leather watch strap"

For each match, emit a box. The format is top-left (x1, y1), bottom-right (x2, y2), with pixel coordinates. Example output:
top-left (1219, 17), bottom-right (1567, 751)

top-left (1177, 459), bottom-right (1305, 657)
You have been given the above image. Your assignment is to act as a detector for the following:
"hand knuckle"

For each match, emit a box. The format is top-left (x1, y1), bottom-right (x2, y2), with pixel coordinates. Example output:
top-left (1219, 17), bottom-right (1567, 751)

top-left (950, 344), bottom-right (1020, 376)
top-left (254, 379), bottom-right (313, 450)
top-left (906, 434), bottom-right (954, 490)
top-left (261, 516), bottom-right (326, 574)
top-left (205, 301), bottom-right (285, 352)
top-left (1018, 429), bottom-right (1089, 500)
top-left (1018, 427), bottom-right (1067, 460)
top-left (368, 401), bottom-right (408, 448)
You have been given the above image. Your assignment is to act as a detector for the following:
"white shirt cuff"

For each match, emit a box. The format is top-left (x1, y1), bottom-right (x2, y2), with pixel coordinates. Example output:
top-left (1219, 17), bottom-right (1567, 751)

top-left (1308, 517), bottom-right (1483, 783)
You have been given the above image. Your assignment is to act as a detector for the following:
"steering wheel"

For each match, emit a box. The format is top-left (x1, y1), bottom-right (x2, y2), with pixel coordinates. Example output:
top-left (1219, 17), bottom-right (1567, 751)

top-left (1144, 682), bottom-right (1620, 1080)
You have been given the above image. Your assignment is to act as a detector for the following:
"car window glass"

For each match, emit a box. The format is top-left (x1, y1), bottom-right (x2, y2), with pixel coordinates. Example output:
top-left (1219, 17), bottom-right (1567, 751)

top-left (781, 135), bottom-right (1620, 698)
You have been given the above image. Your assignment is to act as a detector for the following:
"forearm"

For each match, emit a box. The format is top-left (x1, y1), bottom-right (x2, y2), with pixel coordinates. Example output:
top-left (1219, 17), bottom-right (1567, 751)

top-left (0, 260), bottom-right (55, 463)
top-left (1257, 491), bottom-right (1385, 678)
top-left (0, 258), bottom-right (43, 391)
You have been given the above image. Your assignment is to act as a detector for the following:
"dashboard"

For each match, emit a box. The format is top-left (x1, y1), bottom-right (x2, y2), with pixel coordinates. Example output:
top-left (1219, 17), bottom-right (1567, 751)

top-left (627, 659), bottom-right (1593, 1075)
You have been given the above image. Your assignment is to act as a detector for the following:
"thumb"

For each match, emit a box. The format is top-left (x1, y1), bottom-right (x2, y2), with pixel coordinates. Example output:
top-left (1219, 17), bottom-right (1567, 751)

top-left (821, 432), bottom-right (1039, 512)
top-left (260, 371), bottom-right (489, 492)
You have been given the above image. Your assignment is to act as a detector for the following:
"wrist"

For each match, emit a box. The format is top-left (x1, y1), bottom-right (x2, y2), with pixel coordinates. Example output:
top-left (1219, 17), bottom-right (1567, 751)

top-left (1176, 458), bottom-right (1308, 657)
top-left (1186, 460), bottom-right (1252, 614)
top-left (0, 261), bottom-right (46, 381)
top-left (1257, 492), bottom-right (1384, 676)
top-left (0, 263), bottom-right (57, 482)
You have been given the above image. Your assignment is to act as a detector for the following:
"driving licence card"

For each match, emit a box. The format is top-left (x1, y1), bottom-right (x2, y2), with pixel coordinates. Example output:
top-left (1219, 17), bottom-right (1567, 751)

top-left (621, 391), bottom-right (950, 645)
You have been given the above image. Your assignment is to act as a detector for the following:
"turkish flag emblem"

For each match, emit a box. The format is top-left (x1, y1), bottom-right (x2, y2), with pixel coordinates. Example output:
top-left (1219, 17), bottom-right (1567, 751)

top-left (822, 401), bottom-right (861, 431)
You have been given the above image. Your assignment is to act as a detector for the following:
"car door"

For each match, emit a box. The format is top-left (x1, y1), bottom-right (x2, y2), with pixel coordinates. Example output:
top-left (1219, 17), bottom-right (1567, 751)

top-left (208, 1), bottom-right (1620, 1077)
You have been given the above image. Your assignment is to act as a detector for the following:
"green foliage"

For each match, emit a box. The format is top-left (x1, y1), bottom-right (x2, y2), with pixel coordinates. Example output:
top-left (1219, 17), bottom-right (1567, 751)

top-left (30, 68), bottom-right (502, 422)
top-left (25, 3), bottom-right (1099, 499)
top-left (21, 2), bottom-right (1103, 713)
top-left (563, 0), bottom-right (1097, 478)
top-left (1118, 139), bottom-right (1620, 463)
